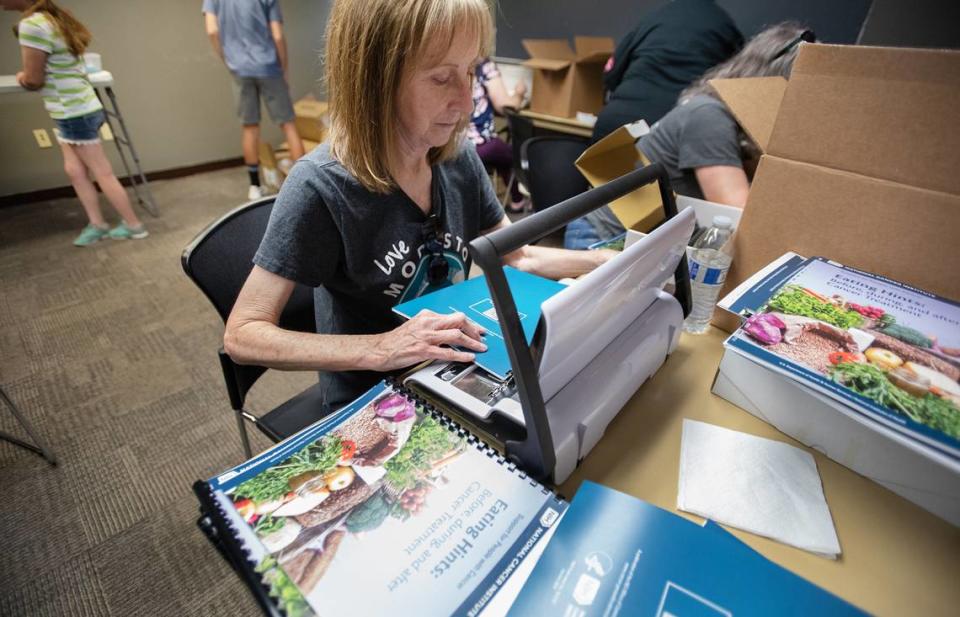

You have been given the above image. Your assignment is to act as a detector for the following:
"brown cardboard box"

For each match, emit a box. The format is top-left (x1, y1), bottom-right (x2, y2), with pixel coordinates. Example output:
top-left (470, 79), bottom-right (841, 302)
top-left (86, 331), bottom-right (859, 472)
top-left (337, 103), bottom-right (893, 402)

top-left (575, 119), bottom-right (666, 232)
top-left (711, 44), bottom-right (960, 332)
top-left (258, 139), bottom-right (321, 191)
top-left (293, 96), bottom-right (328, 143)
top-left (522, 36), bottom-right (613, 118)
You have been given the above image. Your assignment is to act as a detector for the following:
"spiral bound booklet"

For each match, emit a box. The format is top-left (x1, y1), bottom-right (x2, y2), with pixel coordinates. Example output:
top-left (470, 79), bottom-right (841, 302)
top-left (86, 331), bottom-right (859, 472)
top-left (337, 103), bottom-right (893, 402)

top-left (194, 380), bottom-right (566, 617)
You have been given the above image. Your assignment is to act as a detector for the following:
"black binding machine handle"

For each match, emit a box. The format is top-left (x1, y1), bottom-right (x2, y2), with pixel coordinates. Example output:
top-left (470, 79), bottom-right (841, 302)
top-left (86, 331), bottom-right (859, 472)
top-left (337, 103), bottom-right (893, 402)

top-left (468, 163), bottom-right (691, 483)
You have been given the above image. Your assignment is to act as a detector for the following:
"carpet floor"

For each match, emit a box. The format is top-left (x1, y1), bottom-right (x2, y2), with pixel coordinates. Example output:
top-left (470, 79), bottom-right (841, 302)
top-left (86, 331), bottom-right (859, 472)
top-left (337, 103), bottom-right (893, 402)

top-left (0, 168), bottom-right (315, 616)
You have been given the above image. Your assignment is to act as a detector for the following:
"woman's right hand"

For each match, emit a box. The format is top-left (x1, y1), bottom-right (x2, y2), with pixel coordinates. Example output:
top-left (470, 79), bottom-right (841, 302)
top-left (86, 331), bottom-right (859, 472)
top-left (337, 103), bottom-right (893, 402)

top-left (369, 310), bottom-right (487, 372)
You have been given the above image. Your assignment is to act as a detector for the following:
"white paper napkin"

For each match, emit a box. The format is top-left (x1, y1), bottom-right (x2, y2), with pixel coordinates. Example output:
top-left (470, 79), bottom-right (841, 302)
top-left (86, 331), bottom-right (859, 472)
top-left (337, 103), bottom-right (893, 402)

top-left (678, 419), bottom-right (841, 558)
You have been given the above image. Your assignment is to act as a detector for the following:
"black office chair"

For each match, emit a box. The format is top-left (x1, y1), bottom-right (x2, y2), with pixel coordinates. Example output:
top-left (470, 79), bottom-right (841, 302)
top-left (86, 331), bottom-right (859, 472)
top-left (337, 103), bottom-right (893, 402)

top-left (520, 135), bottom-right (591, 212)
top-left (181, 197), bottom-right (332, 459)
top-left (502, 106), bottom-right (535, 191)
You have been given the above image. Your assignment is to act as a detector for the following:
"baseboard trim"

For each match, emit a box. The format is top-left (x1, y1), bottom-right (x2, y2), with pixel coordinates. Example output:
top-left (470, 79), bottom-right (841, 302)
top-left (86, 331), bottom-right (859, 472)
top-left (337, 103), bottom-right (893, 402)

top-left (0, 157), bottom-right (245, 208)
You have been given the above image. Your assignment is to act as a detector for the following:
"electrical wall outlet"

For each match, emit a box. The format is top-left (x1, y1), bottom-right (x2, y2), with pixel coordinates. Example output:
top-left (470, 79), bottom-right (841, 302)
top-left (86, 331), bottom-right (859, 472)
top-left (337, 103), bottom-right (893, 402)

top-left (100, 123), bottom-right (114, 141)
top-left (33, 128), bottom-right (52, 148)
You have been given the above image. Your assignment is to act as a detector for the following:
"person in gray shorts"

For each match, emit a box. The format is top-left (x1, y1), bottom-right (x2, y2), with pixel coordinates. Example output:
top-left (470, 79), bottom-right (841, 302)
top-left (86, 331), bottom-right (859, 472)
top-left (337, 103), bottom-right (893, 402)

top-left (203, 0), bottom-right (305, 200)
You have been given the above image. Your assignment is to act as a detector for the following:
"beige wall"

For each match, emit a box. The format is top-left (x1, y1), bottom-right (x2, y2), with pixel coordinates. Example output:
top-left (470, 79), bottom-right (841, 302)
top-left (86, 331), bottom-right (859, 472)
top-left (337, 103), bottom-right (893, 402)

top-left (0, 0), bottom-right (331, 198)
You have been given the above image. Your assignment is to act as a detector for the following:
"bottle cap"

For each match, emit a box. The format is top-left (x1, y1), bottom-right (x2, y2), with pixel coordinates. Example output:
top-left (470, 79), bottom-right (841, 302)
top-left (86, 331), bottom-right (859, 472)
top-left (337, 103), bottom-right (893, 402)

top-left (712, 215), bottom-right (733, 229)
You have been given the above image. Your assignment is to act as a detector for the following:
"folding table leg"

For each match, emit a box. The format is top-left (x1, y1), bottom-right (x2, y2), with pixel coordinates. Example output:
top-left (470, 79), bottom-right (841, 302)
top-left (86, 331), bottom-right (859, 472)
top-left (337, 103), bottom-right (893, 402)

top-left (97, 86), bottom-right (160, 217)
top-left (0, 387), bottom-right (57, 466)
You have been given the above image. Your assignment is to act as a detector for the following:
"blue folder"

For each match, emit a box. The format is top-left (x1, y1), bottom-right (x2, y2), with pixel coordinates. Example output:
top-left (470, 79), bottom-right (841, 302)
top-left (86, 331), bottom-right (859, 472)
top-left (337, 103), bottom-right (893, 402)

top-left (392, 266), bottom-right (566, 380)
top-left (508, 481), bottom-right (867, 616)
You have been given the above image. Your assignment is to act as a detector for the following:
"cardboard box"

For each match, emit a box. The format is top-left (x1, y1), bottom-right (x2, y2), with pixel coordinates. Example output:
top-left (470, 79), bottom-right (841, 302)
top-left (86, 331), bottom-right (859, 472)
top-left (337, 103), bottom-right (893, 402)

top-left (710, 44), bottom-right (960, 334)
top-left (522, 36), bottom-right (613, 118)
top-left (622, 195), bottom-right (743, 247)
top-left (576, 120), bottom-right (662, 231)
top-left (258, 139), bottom-right (320, 191)
top-left (713, 345), bottom-right (960, 525)
top-left (706, 45), bottom-right (960, 524)
top-left (293, 96), bottom-right (328, 143)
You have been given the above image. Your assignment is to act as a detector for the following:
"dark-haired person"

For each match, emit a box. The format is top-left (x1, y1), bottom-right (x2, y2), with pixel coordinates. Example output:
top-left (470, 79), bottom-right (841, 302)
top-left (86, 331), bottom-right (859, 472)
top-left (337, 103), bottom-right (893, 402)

top-left (4, 0), bottom-right (147, 246)
top-left (567, 23), bottom-right (814, 249)
top-left (593, 0), bottom-right (743, 143)
top-left (224, 0), bottom-right (614, 413)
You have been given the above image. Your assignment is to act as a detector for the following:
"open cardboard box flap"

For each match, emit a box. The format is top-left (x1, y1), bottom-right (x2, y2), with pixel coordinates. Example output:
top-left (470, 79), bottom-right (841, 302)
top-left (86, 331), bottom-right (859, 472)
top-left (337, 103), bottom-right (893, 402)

top-left (574, 36), bottom-right (615, 62)
top-left (709, 77), bottom-right (785, 153)
top-left (523, 57), bottom-right (573, 71)
top-left (522, 39), bottom-right (576, 62)
top-left (711, 44), bottom-right (960, 332)
top-left (575, 120), bottom-right (666, 232)
top-left (523, 36), bottom-right (614, 118)
top-left (770, 44), bottom-right (960, 195)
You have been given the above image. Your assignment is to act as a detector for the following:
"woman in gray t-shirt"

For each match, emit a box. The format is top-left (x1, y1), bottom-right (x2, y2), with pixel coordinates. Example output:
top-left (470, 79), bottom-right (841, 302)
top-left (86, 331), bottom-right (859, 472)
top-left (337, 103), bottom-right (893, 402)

top-left (224, 0), bottom-right (614, 411)
top-left (567, 22), bottom-right (814, 249)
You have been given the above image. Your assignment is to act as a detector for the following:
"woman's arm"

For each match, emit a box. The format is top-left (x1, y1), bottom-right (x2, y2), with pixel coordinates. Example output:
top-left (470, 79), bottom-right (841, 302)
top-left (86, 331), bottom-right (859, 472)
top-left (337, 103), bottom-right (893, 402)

top-left (481, 217), bottom-right (616, 280)
top-left (16, 46), bottom-right (46, 90)
top-left (693, 165), bottom-right (749, 207)
top-left (224, 266), bottom-right (487, 372)
top-left (269, 20), bottom-right (289, 81)
top-left (484, 73), bottom-right (526, 114)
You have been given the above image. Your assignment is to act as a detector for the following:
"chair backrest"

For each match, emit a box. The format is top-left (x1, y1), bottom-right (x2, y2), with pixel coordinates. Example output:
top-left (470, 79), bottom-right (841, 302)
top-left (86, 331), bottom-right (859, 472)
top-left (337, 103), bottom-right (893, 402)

top-left (521, 136), bottom-right (591, 212)
top-left (502, 106), bottom-right (535, 188)
top-left (181, 197), bottom-right (316, 407)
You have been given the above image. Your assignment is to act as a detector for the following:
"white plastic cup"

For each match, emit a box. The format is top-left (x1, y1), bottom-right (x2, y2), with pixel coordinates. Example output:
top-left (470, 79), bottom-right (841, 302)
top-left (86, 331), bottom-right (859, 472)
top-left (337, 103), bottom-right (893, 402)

top-left (83, 52), bottom-right (102, 73)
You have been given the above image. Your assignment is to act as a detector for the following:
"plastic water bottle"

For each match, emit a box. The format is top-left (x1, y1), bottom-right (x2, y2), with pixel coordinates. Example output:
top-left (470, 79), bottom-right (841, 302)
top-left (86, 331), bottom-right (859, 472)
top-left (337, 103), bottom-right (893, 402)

top-left (683, 215), bottom-right (734, 334)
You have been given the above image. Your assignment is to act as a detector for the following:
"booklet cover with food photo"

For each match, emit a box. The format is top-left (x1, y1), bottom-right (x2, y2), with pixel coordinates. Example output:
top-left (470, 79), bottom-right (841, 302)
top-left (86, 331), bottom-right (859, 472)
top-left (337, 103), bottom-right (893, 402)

top-left (720, 254), bottom-right (960, 459)
top-left (196, 381), bottom-right (565, 617)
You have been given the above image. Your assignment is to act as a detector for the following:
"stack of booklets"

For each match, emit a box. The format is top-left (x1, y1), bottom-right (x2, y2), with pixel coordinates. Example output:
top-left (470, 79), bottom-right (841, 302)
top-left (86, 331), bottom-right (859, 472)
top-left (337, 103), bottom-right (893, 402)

top-left (714, 253), bottom-right (960, 524)
top-left (195, 380), bottom-right (866, 616)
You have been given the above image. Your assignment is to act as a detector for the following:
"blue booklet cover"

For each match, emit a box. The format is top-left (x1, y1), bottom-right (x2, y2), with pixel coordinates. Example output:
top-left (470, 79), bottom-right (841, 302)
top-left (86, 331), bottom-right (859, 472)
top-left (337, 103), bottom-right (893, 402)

top-left (508, 481), bottom-right (866, 617)
top-left (392, 266), bottom-right (567, 379)
top-left (721, 255), bottom-right (960, 459)
top-left (208, 381), bottom-right (566, 617)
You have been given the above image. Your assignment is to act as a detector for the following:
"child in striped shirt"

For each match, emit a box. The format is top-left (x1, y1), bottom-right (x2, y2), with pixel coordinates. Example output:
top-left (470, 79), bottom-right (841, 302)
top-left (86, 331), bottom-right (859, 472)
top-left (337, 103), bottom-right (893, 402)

top-left (5, 0), bottom-right (147, 246)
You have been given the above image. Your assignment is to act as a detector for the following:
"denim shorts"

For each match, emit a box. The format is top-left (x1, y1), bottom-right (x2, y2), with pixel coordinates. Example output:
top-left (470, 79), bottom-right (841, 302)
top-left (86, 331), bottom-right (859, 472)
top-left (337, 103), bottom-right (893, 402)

top-left (54, 109), bottom-right (105, 145)
top-left (563, 216), bottom-right (605, 250)
top-left (232, 75), bottom-right (295, 125)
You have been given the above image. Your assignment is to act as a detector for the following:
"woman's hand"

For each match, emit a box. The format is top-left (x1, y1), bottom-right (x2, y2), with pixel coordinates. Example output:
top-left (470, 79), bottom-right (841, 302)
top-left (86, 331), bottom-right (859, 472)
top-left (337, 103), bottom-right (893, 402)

top-left (369, 310), bottom-right (487, 371)
top-left (512, 79), bottom-right (527, 103)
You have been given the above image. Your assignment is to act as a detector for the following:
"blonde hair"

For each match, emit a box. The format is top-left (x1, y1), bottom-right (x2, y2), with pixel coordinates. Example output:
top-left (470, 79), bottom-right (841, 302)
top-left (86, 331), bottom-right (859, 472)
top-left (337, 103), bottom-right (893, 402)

top-left (681, 22), bottom-right (808, 101)
top-left (324, 0), bottom-right (493, 193)
top-left (19, 0), bottom-right (91, 58)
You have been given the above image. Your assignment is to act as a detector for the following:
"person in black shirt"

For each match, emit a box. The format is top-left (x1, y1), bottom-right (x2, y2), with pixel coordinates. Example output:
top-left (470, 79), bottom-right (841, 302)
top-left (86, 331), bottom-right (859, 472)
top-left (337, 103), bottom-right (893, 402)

top-left (592, 0), bottom-right (743, 142)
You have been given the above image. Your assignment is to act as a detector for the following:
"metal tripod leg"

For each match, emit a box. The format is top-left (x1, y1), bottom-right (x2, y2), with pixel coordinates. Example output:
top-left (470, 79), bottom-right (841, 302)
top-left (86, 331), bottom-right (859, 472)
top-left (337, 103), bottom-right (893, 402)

top-left (0, 387), bottom-right (57, 466)
top-left (97, 86), bottom-right (159, 217)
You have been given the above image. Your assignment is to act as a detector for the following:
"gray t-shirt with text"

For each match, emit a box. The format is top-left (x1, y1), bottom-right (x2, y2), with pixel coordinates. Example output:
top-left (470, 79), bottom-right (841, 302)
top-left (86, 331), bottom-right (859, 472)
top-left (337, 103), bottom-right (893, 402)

top-left (254, 142), bottom-right (504, 409)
